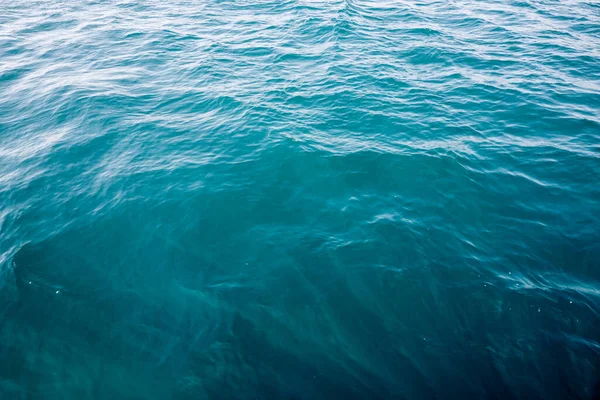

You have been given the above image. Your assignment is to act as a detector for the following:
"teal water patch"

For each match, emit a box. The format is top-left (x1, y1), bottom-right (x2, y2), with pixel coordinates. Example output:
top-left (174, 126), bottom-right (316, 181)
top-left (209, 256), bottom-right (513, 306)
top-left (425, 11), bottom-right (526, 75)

top-left (1, 1), bottom-right (599, 399)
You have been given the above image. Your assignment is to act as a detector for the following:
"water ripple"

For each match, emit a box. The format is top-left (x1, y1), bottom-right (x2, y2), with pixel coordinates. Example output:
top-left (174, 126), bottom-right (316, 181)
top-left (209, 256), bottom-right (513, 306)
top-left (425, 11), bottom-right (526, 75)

top-left (1, 0), bottom-right (599, 399)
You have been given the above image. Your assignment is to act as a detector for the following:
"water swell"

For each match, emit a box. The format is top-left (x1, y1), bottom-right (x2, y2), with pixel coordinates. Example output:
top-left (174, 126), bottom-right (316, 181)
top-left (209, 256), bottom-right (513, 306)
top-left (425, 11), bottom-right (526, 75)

top-left (1, 0), bottom-right (600, 398)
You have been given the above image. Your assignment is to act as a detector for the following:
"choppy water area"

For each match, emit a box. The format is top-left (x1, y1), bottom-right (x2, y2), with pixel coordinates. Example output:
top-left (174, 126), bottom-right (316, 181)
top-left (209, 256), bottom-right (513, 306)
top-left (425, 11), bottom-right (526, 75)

top-left (1, 0), bottom-right (600, 399)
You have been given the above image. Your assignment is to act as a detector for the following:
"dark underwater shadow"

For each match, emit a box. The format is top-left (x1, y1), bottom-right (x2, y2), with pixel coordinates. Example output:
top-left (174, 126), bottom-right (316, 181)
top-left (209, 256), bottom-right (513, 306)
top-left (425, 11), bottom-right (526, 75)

top-left (201, 311), bottom-right (394, 400)
top-left (3, 222), bottom-right (600, 400)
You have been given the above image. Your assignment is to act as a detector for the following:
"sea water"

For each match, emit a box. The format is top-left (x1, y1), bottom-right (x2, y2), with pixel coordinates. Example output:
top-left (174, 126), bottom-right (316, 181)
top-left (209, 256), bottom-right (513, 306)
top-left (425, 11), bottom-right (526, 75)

top-left (0, 1), bottom-right (599, 399)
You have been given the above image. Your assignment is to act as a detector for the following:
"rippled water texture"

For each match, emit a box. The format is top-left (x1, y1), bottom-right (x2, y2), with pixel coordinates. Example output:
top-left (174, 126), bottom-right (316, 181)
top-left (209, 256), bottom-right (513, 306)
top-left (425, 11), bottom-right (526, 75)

top-left (1, 0), bottom-right (600, 399)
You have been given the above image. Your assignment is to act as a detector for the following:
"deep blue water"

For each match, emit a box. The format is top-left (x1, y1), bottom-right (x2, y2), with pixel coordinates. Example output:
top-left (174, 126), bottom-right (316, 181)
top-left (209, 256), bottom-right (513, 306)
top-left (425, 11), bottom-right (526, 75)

top-left (1, 1), bottom-right (600, 399)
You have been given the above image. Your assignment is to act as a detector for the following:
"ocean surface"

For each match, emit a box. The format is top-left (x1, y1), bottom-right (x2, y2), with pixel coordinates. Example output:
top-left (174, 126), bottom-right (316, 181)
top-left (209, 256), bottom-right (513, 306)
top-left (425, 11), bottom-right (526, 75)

top-left (1, 1), bottom-right (599, 399)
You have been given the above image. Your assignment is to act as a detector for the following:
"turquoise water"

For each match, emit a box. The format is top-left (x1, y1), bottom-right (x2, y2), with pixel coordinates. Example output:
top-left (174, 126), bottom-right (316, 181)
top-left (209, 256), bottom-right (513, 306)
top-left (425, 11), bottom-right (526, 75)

top-left (1, 0), bottom-right (600, 398)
